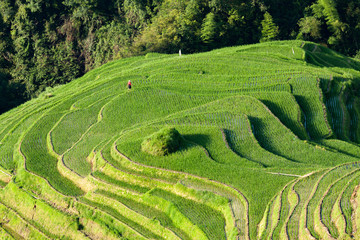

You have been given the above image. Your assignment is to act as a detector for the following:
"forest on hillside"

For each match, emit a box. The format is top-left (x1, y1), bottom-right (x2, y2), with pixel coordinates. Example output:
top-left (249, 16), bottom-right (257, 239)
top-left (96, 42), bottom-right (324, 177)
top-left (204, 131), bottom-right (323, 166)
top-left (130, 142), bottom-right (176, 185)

top-left (1, 0), bottom-right (360, 114)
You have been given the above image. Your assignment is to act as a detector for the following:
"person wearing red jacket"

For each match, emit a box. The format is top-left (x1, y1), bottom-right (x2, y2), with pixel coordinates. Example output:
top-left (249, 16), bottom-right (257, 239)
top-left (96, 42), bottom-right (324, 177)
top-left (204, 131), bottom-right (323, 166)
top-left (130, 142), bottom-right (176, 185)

top-left (127, 80), bottom-right (132, 90)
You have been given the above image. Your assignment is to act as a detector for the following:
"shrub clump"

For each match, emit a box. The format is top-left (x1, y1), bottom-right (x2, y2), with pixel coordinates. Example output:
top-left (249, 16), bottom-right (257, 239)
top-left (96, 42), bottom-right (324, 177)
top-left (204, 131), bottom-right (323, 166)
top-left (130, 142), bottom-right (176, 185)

top-left (141, 127), bottom-right (182, 156)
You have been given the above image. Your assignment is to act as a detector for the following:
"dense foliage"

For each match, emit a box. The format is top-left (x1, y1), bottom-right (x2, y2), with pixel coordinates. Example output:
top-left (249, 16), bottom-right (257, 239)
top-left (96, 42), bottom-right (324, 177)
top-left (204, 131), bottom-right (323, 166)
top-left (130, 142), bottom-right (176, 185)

top-left (141, 127), bottom-right (182, 156)
top-left (1, 0), bottom-right (360, 113)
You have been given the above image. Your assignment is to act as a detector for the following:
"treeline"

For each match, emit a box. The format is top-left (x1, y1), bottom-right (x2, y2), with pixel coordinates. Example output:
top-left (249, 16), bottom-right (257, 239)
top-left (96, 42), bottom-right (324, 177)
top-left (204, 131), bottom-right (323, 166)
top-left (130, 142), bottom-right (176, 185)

top-left (1, 0), bottom-right (360, 113)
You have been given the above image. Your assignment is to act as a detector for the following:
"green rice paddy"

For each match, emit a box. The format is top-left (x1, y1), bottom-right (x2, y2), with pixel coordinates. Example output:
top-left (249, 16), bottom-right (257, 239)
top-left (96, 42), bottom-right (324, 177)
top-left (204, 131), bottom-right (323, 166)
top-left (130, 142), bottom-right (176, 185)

top-left (0, 40), bottom-right (359, 239)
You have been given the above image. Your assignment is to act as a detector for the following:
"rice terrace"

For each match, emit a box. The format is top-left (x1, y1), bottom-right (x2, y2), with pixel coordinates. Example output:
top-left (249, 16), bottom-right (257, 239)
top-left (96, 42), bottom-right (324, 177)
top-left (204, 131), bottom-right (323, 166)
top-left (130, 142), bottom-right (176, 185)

top-left (1, 40), bottom-right (360, 239)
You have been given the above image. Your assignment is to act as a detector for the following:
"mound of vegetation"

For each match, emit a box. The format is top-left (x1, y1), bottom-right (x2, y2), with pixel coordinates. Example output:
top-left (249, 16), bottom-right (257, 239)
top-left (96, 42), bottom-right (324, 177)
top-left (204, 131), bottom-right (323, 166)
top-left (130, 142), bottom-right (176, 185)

top-left (141, 127), bottom-right (182, 156)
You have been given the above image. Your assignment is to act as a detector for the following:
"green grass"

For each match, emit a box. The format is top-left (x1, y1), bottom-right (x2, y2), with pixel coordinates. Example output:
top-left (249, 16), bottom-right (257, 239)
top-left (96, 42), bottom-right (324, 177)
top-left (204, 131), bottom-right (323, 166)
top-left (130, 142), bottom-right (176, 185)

top-left (0, 112), bottom-right (43, 169)
top-left (306, 163), bottom-right (360, 238)
top-left (51, 96), bottom-right (112, 155)
top-left (254, 91), bottom-right (308, 140)
top-left (20, 113), bottom-right (83, 196)
top-left (289, 75), bottom-right (332, 139)
top-left (92, 171), bottom-right (151, 194)
top-left (258, 194), bottom-right (279, 239)
top-left (271, 183), bottom-right (292, 239)
top-left (0, 182), bottom-right (85, 239)
top-left (157, 111), bottom-right (294, 168)
top-left (115, 124), bottom-right (293, 237)
top-left (321, 169), bottom-right (360, 238)
top-left (151, 188), bottom-right (227, 240)
top-left (287, 171), bottom-right (324, 240)
top-left (0, 202), bottom-right (49, 240)
top-left (103, 141), bottom-right (180, 184)
top-left (341, 175), bottom-right (360, 235)
top-left (347, 96), bottom-right (360, 142)
top-left (75, 201), bottom-right (146, 240)
top-left (0, 40), bottom-right (360, 239)
top-left (79, 194), bottom-right (166, 240)
top-left (96, 189), bottom-right (192, 240)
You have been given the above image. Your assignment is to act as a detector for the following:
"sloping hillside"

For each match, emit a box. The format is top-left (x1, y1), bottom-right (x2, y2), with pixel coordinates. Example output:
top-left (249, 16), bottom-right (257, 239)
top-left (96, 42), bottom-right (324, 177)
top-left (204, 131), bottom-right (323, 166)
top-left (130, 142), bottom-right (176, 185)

top-left (0, 40), bottom-right (359, 239)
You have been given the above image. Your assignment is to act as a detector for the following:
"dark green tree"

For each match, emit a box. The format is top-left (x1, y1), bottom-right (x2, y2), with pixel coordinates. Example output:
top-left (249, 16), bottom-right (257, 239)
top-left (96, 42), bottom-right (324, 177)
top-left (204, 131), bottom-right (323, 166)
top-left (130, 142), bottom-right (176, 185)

top-left (93, 21), bottom-right (132, 68)
top-left (311, 0), bottom-right (346, 46)
top-left (297, 16), bottom-right (322, 40)
top-left (201, 12), bottom-right (220, 46)
top-left (260, 11), bottom-right (279, 42)
top-left (123, 0), bottom-right (147, 29)
top-left (333, 0), bottom-right (360, 55)
top-left (134, 0), bottom-right (185, 53)
top-left (259, 0), bottom-right (315, 39)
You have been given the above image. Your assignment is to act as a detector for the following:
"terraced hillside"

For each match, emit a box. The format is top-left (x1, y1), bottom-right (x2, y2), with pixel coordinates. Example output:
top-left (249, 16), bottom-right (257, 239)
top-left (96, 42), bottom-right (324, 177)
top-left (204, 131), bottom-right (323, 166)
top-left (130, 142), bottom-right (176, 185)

top-left (0, 40), bottom-right (360, 239)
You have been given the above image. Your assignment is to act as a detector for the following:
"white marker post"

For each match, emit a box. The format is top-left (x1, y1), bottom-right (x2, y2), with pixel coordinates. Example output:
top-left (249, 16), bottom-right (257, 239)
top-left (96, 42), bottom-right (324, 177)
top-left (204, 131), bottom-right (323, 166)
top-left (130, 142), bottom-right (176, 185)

top-left (179, 49), bottom-right (182, 56)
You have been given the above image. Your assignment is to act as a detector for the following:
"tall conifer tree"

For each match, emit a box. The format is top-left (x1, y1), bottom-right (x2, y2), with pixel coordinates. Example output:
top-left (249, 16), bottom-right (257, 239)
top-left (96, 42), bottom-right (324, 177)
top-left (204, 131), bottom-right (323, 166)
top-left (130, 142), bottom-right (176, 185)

top-left (260, 11), bottom-right (279, 42)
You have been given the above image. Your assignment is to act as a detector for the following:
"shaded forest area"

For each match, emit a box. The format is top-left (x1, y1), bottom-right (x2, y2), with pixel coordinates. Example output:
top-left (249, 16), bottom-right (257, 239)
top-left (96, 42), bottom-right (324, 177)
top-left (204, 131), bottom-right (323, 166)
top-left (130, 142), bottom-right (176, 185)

top-left (1, 0), bottom-right (360, 114)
